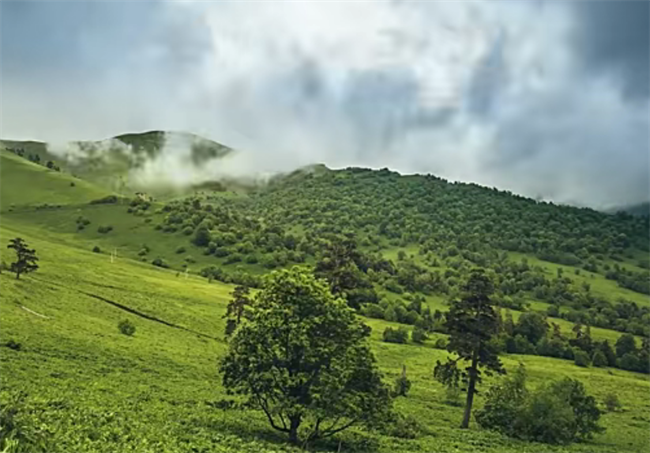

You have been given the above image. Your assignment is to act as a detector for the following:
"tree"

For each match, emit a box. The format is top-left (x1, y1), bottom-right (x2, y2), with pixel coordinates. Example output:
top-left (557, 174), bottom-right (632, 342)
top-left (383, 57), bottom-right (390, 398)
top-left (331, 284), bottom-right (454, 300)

top-left (220, 268), bottom-right (391, 445)
top-left (615, 333), bottom-right (637, 358)
top-left (193, 226), bottom-right (211, 247)
top-left (223, 285), bottom-right (251, 337)
top-left (314, 236), bottom-right (376, 309)
top-left (592, 350), bottom-right (607, 367)
top-left (433, 269), bottom-right (504, 429)
top-left (7, 238), bottom-right (39, 280)
top-left (514, 312), bottom-right (549, 345)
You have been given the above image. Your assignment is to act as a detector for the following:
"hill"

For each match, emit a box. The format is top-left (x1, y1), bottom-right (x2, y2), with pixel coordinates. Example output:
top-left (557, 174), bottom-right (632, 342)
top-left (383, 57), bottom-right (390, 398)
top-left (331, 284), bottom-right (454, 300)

top-left (1, 130), bottom-right (234, 196)
top-left (606, 202), bottom-right (650, 217)
top-left (1, 140), bottom-right (649, 452)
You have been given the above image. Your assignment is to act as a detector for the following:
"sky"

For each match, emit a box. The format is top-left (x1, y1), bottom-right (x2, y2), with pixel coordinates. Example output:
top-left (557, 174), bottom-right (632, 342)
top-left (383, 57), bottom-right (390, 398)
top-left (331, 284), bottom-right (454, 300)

top-left (1, 0), bottom-right (648, 209)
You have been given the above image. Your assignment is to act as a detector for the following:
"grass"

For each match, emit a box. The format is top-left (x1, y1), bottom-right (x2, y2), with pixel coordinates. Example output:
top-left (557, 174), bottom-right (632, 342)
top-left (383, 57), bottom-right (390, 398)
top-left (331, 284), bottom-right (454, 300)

top-left (1, 220), bottom-right (649, 453)
top-left (0, 151), bottom-right (111, 209)
top-left (1, 149), bottom-right (649, 452)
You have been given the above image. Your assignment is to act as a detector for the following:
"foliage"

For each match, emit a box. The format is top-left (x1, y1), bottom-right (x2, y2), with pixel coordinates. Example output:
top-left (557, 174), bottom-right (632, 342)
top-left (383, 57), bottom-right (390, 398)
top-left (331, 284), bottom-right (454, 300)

top-left (433, 269), bottom-right (504, 428)
top-left (219, 267), bottom-right (392, 444)
top-left (6, 238), bottom-right (39, 280)
top-left (478, 368), bottom-right (603, 445)
top-left (382, 327), bottom-right (409, 344)
top-left (603, 393), bottom-right (622, 412)
top-left (573, 349), bottom-right (591, 367)
top-left (223, 286), bottom-right (251, 337)
top-left (118, 320), bottom-right (136, 336)
top-left (393, 366), bottom-right (411, 397)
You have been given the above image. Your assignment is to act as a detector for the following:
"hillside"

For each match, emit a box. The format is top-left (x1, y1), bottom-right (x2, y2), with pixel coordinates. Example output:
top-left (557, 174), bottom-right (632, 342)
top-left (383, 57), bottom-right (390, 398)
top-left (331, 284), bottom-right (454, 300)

top-left (1, 131), bottom-right (234, 196)
top-left (1, 143), bottom-right (649, 452)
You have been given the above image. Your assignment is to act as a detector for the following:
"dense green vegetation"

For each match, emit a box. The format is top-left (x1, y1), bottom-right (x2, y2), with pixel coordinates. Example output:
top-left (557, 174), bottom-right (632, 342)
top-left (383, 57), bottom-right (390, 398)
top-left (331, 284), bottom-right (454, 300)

top-left (1, 133), bottom-right (649, 452)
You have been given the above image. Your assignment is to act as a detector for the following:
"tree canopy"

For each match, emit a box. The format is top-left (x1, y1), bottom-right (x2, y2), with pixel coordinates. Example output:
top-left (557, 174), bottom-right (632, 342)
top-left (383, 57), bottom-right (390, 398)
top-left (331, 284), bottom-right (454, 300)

top-left (220, 267), bottom-right (391, 444)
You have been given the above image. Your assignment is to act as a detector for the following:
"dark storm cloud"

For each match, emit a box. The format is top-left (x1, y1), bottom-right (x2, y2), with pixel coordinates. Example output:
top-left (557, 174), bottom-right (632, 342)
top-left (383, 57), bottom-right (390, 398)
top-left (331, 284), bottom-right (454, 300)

top-left (571, 0), bottom-right (650, 99)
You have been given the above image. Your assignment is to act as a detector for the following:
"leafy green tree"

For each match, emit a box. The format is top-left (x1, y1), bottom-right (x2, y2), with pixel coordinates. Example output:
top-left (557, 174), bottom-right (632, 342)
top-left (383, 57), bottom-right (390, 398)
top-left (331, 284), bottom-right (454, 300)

top-left (7, 238), bottom-right (39, 280)
top-left (223, 286), bottom-right (252, 337)
top-left (193, 226), bottom-right (211, 247)
top-left (592, 350), bottom-right (607, 367)
top-left (314, 236), bottom-right (376, 309)
top-left (220, 268), bottom-right (391, 444)
top-left (573, 349), bottom-right (590, 367)
top-left (514, 312), bottom-right (549, 345)
top-left (433, 269), bottom-right (504, 429)
top-left (615, 333), bottom-right (637, 358)
top-left (475, 363), bottom-right (528, 436)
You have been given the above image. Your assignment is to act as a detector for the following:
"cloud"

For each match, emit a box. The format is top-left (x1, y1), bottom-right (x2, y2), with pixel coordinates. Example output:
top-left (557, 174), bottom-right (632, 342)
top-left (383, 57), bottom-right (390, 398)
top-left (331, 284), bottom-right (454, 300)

top-left (1, 0), bottom-right (648, 208)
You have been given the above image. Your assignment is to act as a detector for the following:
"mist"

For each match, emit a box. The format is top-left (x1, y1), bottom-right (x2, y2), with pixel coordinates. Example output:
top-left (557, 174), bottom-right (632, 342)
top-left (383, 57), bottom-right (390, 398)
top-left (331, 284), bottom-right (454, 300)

top-left (1, 0), bottom-right (648, 209)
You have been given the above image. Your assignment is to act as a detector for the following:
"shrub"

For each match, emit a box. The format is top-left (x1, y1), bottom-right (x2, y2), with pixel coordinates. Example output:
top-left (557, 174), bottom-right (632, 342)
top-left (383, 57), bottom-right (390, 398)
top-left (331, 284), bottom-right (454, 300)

top-left (185, 255), bottom-right (195, 264)
top-left (382, 326), bottom-right (409, 344)
top-left (478, 372), bottom-right (603, 444)
top-left (603, 393), bottom-right (622, 412)
top-left (97, 225), bottom-right (113, 234)
top-left (182, 226), bottom-right (193, 236)
top-left (151, 258), bottom-right (169, 268)
top-left (244, 254), bottom-right (258, 264)
top-left (3, 339), bottom-right (22, 351)
top-left (411, 326), bottom-right (428, 344)
top-left (433, 338), bottom-right (447, 349)
top-left (176, 246), bottom-right (186, 254)
top-left (574, 349), bottom-right (591, 367)
top-left (385, 413), bottom-right (422, 439)
top-left (118, 320), bottom-right (136, 336)
top-left (476, 364), bottom-right (528, 435)
top-left (90, 195), bottom-right (119, 204)
top-left (592, 350), bottom-right (607, 367)
top-left (92, 246), bottom-right (101, 253)
top-left (444, 385), bottom-right (463, 407)
top-left (361, 303), bottom-right (385, 319)
top-left (618, 352), bottom-right (640, 371)
top-left (393, 367), bottom-right (411, 397)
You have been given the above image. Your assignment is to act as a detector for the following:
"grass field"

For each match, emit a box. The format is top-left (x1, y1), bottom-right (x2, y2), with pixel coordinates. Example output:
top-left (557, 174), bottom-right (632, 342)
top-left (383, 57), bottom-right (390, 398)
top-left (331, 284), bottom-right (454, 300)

top-left (1, 219), bottom-right (649, 453)
top-left (1, 149), bottom-right (649, 452)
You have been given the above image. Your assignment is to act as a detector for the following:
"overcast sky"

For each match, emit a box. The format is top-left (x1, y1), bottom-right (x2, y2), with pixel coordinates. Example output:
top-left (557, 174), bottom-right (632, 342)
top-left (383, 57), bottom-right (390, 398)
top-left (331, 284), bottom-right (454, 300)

top-left (1, 0), bottom-right (648, 208)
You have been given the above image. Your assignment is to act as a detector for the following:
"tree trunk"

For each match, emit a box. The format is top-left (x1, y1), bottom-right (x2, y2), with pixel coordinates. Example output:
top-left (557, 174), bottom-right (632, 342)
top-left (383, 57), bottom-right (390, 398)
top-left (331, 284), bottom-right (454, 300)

top-left (289, 415), bottom-right (301, 444)
top-left (461, 352), bottom-right (479, 429)
top-left (15, 271), bottom-right (20, 280)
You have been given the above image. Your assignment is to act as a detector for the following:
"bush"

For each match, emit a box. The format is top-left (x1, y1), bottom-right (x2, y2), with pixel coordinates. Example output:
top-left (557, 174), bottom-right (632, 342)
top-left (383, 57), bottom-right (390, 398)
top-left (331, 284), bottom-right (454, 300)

top-left (433, 338), bottom-right (447, 349)
top-left (478, 371), bottom-right (603, 444)
top-left (90, 195), bottom-right (119, 204)
top-left (92, 246), bottom-right (101, 253)
top-left (385, 413), bottom-right (422, 439)
top-left (444, 385), bottom-right (463, 407)
top-left (592, 350), bottom-right (607, 367)
top-left (97, 225), bottom-right (113, 234)
top-left (393, 367), bottom-right (411, 397)
top-left (118, 320), bottom-right (136, 336)
top-left (603, 393), bottom-right (622, 412)
top-left (574, 349), bottom-right (591, 367)
top-left (176, 246), bottom-right (186, 254)
top-left (361, 303), bottom-right (385, 319)
top-left (3, 339), bottom-right (22, 351)
top-left (382, 326), bottom-right (409, 344)
top-left (411, 326), bottom-right (428, 344)
top-left (151, 258), bottom-right (169, 268)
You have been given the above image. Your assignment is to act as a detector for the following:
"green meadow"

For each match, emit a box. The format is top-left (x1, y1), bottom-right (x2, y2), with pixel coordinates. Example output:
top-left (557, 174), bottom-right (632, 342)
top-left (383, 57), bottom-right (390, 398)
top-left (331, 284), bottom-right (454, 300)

top-left (1, 144), bottom-right (649, 453)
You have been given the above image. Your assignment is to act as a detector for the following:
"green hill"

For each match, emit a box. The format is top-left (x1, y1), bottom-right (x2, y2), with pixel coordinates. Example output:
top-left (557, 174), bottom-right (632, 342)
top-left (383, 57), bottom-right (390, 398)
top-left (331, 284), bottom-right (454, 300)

top-left (1, 137), bottom-right (649, 452)
top-left (2, 131), bottom-right (234, 196)
top-left (0, 150), bottom-right (112, 209)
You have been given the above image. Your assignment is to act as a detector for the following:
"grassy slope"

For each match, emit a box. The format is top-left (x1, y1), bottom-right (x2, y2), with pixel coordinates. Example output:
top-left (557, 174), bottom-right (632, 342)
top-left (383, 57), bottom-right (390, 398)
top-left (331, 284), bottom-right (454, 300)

top-left (1, 145), bottom-right (649, 452)
top-left (0, 151), bottom-right (111, 209)
top-left (1, 221), bottom-right (649, 453)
